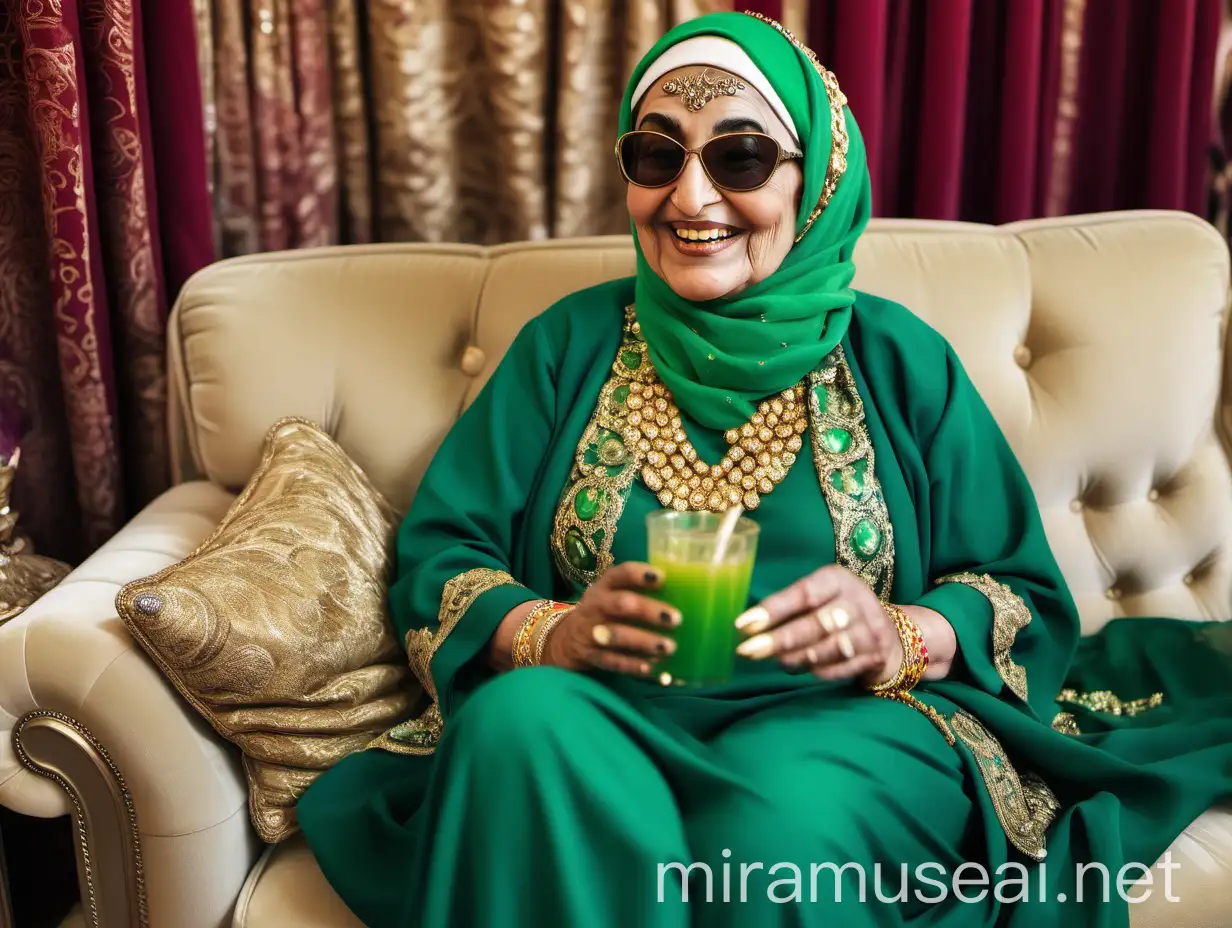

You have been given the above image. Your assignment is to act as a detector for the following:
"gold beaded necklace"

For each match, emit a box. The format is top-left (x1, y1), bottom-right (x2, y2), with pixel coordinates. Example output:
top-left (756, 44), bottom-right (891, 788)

top-left (623, 375), bottom-right (808, 513)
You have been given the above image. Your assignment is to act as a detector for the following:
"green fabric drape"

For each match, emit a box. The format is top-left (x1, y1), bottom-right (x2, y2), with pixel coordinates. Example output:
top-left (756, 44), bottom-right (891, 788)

top-left (621, 13), bottom-right (873, 430)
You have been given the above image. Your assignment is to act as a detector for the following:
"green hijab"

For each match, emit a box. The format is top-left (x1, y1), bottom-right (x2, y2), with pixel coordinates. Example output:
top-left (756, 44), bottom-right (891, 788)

top-left (618, 12), bottom-right (872, 430)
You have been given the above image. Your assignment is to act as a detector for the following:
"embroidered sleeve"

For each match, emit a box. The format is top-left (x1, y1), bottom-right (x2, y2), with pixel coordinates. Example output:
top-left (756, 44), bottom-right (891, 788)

top-left (405, 568), bottom-right (522, 704)
top-left (938, 572), bottom-right (1031, 703)
top-left (372, 568), bottom-right (522, 756)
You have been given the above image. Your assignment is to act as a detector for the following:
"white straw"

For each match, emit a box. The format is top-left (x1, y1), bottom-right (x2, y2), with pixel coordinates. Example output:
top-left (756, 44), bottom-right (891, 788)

top-left (711, 504), bottom-right (745, 566)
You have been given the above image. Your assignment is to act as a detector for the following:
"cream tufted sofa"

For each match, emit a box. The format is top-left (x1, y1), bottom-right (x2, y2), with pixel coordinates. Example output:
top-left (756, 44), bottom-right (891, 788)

top-left (1, 212), bottom-right (1230, 928)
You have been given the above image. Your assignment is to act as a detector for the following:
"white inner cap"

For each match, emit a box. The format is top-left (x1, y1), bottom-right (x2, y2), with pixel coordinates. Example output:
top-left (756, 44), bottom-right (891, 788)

top-left (630, 36), bottom-right (799, 146)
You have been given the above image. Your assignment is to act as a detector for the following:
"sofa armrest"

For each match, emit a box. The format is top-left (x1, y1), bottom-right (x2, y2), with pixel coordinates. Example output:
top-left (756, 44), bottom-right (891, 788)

top-left (0, 482), bottom-right (262, 928)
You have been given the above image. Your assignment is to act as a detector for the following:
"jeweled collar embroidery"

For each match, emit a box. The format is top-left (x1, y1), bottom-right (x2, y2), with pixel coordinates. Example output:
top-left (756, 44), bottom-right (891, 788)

top-left (551, 307), bottom-right (895, 600)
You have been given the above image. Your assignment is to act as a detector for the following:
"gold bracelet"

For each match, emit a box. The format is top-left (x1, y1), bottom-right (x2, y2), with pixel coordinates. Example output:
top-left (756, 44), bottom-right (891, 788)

top-left (869, 603), bottom-right (929, 694)
top-left (512, 601), bottom-right (555, 668)
top-left (532, 604), bottom-right (574, 667)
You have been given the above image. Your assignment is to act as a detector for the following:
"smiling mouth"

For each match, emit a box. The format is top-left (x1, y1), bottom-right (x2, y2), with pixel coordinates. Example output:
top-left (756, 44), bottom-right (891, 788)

top-left (666, 223), bottom-right (744, 256)
top-left (672, 227), bottom-right (738, 242)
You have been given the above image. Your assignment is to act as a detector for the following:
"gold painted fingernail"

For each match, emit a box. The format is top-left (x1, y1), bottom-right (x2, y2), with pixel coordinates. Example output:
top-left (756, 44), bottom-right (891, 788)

top-left (735, 605), bottom-right (771, 634)
top-left (736, 633), bottom-right (776, 660)
top-left (813, 608), bottom-right (833, 634)
top-left (836, 631), bottom-right (856, 660)
top-left (592, 624), bottom-right (613, 647)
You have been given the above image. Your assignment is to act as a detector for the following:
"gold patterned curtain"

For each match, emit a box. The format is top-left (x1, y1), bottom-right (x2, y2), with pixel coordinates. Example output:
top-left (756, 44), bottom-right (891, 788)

top-left (1, 1), bottom-right (213, 562)
top-left (197, 0), bottom-right (733, 255)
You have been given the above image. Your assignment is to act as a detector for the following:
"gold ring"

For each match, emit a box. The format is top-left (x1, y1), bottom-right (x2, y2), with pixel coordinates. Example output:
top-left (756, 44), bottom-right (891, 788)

top-left (592, 624), bottom-right (613, 647)
top-left (830, 606), bottom-right (851, 631)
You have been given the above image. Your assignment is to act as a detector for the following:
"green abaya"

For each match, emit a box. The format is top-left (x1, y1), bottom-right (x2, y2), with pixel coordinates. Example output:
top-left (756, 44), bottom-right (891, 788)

top-left (298, 287), bottom-right (1232, 927)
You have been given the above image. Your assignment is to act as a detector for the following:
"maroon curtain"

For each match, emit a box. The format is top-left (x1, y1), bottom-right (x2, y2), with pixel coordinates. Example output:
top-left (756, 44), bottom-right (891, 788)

top-left (0, 0), bottom-right (213, 562)
top-left (744, 0), bottom-right (1221, 222)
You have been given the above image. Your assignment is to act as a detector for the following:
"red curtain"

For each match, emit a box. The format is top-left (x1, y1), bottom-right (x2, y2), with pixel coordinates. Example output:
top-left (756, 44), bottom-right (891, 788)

top-left (0, 0), bottom-right (213, 561)
top-left (745, 0), bottom-right (1222, 222)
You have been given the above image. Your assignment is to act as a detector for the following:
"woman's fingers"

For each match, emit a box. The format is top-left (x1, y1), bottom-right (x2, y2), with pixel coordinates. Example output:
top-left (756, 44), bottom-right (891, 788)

top-left (601, 561), bottom-right (665, 592)
top-left (591, 563), bottom-right (680, 628)
top-left (597, 589), bottom-right (680, 630)
top-left (734, 566), bottom-right (848, 636)
top-left (779, 618), bottom-right (882, 672)
top-left (590, 622), bottom-right (676, 658)
top-left (736, 600), bottom-right (859, 661)
top-left (583, 648), bottom-right (656, 678)
top-left (811, 651), bottom-right (885, 682)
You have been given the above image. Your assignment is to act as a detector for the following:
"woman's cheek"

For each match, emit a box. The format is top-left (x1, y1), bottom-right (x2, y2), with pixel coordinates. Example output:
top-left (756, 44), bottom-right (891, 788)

top-left (743, 229), bottom-right (770, 277)
top-left (740, 212), bottom-right (791, 283)
top-left (628, 190), bottom-right (664, 262)
top-left (736, 183), bottom-right (798, 283)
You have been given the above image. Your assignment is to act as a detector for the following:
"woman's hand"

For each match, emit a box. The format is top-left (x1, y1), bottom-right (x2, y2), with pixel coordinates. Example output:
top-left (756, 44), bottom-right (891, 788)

top-left (732, 565), bottom-right (955, 685)
top-left (541, 562), bottom-right (680, 678)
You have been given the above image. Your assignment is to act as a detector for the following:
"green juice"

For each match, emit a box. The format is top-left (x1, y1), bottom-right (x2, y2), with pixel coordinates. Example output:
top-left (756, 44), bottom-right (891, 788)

top-left (650, 555), bottom-right (755, 687)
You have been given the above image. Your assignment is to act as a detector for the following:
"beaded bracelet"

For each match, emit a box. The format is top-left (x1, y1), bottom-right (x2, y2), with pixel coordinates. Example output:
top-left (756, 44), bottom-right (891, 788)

top-left (868, 603), bottom-right (929, 694)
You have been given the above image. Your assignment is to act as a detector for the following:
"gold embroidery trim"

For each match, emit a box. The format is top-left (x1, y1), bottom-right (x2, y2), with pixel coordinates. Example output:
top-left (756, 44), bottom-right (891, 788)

top-left (809, 348), bottom-right (895, 601)
top-left (938, 572), bottom-right (1031, 703)
top-left (1057, 689), bottom-right (1163, 717)
top-left (551, 309), bottom-right (648, 588)
top-left (1051, 711), bottom-right (1081, 735)
top-left (372, 567), bottom-right (521, 756)
top-left (878, 690), bottom-right (955, 746)
top-left (367, 703), bottom-right (443, 756)
top-left (744, 11), bottom-right (848, 243)
top-left (951, 711), bottom-right (1059, 861)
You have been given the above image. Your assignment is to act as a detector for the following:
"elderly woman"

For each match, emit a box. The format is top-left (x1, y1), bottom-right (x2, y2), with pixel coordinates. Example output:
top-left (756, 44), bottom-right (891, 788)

top-left (299, 12), bottom-right (1232, 928)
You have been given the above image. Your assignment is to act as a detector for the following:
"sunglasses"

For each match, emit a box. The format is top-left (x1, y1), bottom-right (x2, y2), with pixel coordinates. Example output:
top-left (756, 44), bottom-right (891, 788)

top-left (616, 130), bottom-right (803, 193)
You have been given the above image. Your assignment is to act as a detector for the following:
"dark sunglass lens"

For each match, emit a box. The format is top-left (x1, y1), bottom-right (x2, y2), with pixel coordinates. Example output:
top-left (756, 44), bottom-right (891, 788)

top-left (621, 134), bottom-right (686, 186)
top-left (703, 134), bottom-right (780, 191)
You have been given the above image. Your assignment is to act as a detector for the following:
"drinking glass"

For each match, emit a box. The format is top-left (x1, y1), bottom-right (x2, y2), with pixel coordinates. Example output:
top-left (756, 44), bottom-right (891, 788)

top-left (645, 510), bottom-right (760, 687)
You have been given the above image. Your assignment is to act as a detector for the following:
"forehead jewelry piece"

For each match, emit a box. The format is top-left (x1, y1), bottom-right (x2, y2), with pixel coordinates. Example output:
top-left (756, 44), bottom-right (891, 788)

top-left (662, 69), bottom-right (746, 112)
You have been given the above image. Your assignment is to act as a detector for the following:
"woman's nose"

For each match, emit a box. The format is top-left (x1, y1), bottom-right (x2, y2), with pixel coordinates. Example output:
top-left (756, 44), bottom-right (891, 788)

top-left (670, 152), bottom-right (721, 217)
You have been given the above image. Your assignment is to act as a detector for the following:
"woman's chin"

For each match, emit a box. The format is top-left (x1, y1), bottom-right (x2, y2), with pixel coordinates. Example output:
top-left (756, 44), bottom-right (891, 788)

top-left (660, 265), bottom-right (747, 303)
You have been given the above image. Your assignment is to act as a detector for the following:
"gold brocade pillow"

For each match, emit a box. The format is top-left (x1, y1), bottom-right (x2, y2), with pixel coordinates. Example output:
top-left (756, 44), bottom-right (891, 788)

top-left (117, 418), bottom-right (415, 843)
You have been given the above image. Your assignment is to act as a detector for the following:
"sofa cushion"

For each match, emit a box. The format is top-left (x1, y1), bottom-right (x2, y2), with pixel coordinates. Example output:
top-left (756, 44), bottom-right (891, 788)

top-left (170, 215), bottom-right (1232, 635)
top-left (116, 419), bottom-right (414, 842)
top-left (234, 838), bottom-right (364, 928)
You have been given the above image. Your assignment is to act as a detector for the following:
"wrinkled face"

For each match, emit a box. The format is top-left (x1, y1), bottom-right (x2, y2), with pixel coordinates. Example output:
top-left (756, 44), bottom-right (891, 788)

top-left (626, 67), bottom-right (803, 303)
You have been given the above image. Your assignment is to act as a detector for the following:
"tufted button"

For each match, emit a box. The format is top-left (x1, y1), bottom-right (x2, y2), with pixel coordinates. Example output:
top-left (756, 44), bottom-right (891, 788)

top-left (1183, 572), bottom-right (1196, 586)
top-left (1069, 499), bottom-right (1084, 513)
top-left (459, 345), bottom-right (486, 377)
top-left (1105, 586), bottom-right (1122, 601)
top-left (1147, 488), bottom-right (1161, 502)
top-left (1013, 345), bottom-right (1032, 368)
